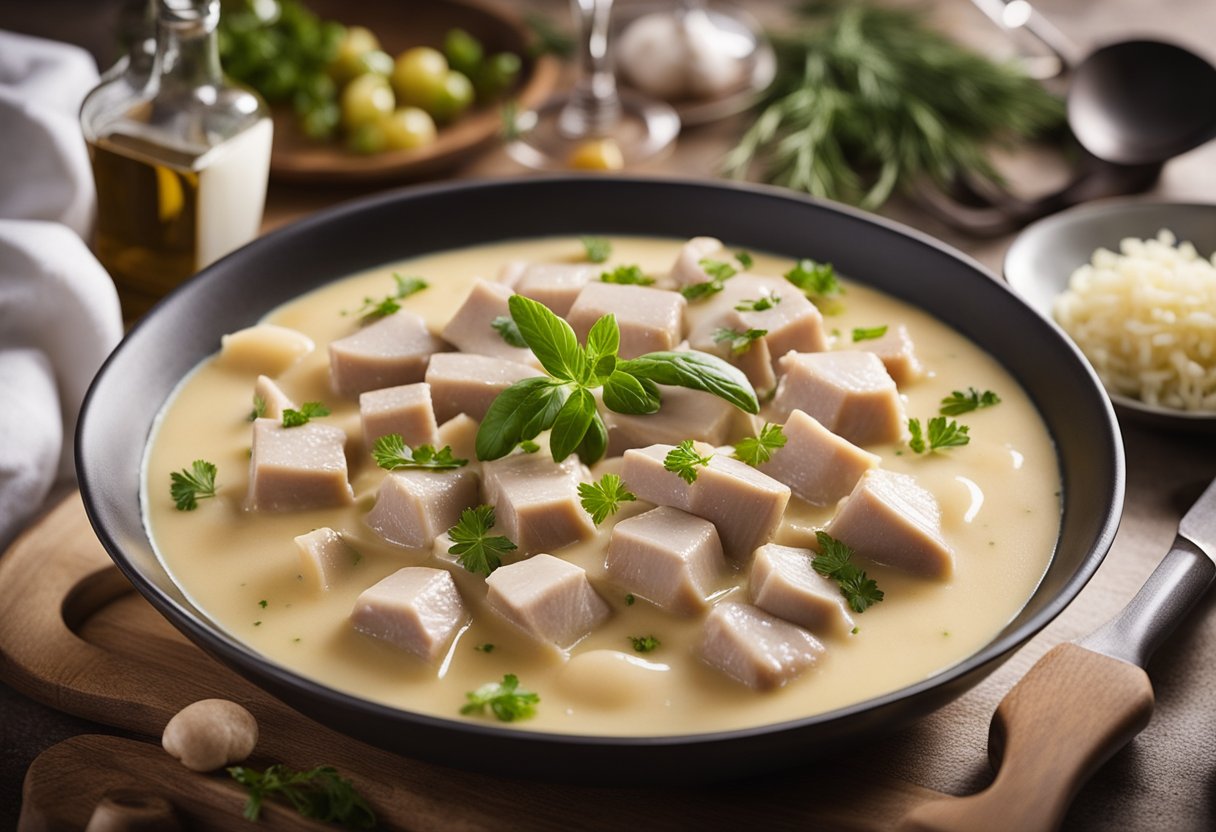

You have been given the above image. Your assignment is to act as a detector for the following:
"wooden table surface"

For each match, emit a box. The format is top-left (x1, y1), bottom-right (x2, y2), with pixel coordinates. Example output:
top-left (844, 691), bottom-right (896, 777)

top-left (4, 0), bottom-right (1216, 829)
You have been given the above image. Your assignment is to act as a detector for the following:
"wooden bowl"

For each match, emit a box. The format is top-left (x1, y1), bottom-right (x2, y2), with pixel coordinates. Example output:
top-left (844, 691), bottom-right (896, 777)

top-left (267, 0), bottom-right (561, 183)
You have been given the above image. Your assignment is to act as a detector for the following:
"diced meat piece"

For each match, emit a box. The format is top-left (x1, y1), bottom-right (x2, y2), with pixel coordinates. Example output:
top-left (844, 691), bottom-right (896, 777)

top-left (568, 282), bottom-right (686, 359)
top-left (425, 352), bottom-right (545, 423)
top-left (499, 262), bottom-right (598, 317)
top-left (328, 312), bottom-right (447, 398)
top-left (699, 602), bottom-right (824, 690)
top-left (826, 469), bottom-right (954, 579)
top-left (856, 324), bottom-right (923, 386)
top-left (350, 567), bottom-right (468, 661)
top-left (437, 413), bottom-right (479, 462)
top-left (605, 506), bottom-right (726, 615)
top-left (219, 324), bottom-right (314, 375)
top-left (688, 309), bottom-right (776, 393)
top-left (294, 527), bottom-right (355, 592)
top-left (621, 444), bottom-right (790, 559)
top-left (480, 453), bottom-right (593, 553)
top-left (359, 383), bottom-right (439, 451)
top-left (365, 468), bottom-right (480, 548)
top-left (440, 278), bottom-right (539, 366)
top-left (605, 384), bottom-right (737, 456)
top-left (749, 544), bottom-right (854, 636)
top-left (620, 443), bottom-right (695, 512)
top-left (758, 409), bottom-right (879, 506)
top-left (771, 351), bottom-right (905, 446)
top-left (690, 454), bottom-right (791, 560)
top-left (247, 419), bottom-right (353, 511)
top-left (486, 553), bottom-right (611, 649)
top-left (669, 236), bottom-right (725, 287)
top-left (254, 374), bottom-right (294, 421)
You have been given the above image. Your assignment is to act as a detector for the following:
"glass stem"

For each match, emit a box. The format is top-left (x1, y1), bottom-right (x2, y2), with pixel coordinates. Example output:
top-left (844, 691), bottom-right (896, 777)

top-left (558, 0), bottom-right (622, 138)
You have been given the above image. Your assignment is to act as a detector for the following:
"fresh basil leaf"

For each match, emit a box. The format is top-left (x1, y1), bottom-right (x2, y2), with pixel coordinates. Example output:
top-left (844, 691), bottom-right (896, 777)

top-left (584, 314), bottom-right (620, 384)
top-left (507, 295), bottom-right (585, 382)
top-left (602, 370), bottom-right (661, 415)
top-left (549, 388), bottom-right (596, 462)
top-left (518, 382), bottom-right (571, 440)
top-left (476, 376), bottom-right (556, 461)
top-left (618, 350), bottom-right (759, 414)
top-left (576, 410), bottom-right (608, 465)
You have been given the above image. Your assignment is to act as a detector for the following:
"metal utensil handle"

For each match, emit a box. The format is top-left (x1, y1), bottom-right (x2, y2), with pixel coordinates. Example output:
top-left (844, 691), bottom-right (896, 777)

top-left (969, 0), bottom-right (1083, 71)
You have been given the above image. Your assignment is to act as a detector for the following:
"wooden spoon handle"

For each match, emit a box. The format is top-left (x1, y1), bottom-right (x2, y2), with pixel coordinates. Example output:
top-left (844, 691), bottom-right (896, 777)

top-left (899, 642), bottom-right (1154, 832)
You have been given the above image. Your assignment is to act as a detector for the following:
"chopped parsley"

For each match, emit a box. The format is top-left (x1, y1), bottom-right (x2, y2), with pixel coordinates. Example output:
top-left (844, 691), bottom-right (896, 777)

top-left (625, 593), bottom-right (636, 606)
top-left (281, 401), bottom-right (330, 428)
top-left (577, 473), bottom-right (637, 525)
top-left (733, 422), bottom-right (787, 467)
top-left (735, 250), bottom-right (754, 270)
top-left (581, 236), bottom-right (612, 263)
top-left (681, 258), bottom-right (739, 301)
top-left (474, 643), bottom-right (495, 653)
top-left (812, 531), bottom-right (884, 613)
top-left (461, 673), bottom-right (539, 722)
top-left (371, 434), bottom-right (467, 470)
top-left (664, 440), bottom-right (713, 484)
top-left (784, 259), bottom-right (844, 313)
top-left (447, 505), bottom-right (516, 576)
top-left (713, 326), bottom-right (768, 356)
top-left (491, 315), bottom-right (527, 347)
top-left (170, 460), bottom-right (217, 511)
top-left (852, 325), bottom-right (888, 342)
top-left (908, 416), bottom-right (971, 453)
top-left (248, 394), bottom-right (266, 421)
top-left (518, 439), bottom-right (541, 453)
top-left (628, 635), bottom-right (661, 653)
top-left (939, 387), bottom-right (1001, 416)
top-left (734, 295), bottom-right (781, 312)
top-left (227, 764), bottom-right (375, 827)
top-left (348, 273), bottom-right (429, 324)
top-left (600, 264), bottom-right (655, 285)
top-left (258, 599), bottom-right (268, 609)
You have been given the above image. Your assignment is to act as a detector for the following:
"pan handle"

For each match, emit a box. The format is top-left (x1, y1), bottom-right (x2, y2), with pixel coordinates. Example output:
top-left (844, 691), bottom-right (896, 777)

top-left (897, 642), bottom-right (1154, 832)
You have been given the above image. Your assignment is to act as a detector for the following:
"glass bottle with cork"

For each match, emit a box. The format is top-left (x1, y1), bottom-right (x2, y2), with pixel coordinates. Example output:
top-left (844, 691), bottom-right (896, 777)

top-left (81, 0), bottom-right (273, 321)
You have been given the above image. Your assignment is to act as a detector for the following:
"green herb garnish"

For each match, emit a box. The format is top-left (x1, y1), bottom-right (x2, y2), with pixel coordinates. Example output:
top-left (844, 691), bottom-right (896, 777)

top-left (713, 327), bottom-right (768, 356)
top-left (476, 296), bottom-right (757, 465)
top-left (680, 256), bottom-right (743, 301)
top-left (812, 531), bottom-right (884, 613)
top-left (371, 435), bottom-right (467, 471)
top-left (461, 673), bottom-right (539, 722)
top-left (601, 264), bottom-right (655, 285)
top-left (735, 295), bottom-right (781, 312)
top-left (939, 387), bottom-right (1001, 416)
top-left (664, 440), bottom-right (713, 484)
top-left (281, 401), bottom-right (330, 428)
top-left (348, 273), bottom-right (429, 324)
top-left (248, 394), bottom-right (266, 422)
top-left (733, 422), bottom-right (787, 467)
top-left (581, 236), bottom-right (612, 263)
top-left (908, 416), bottom-right (971, 453)
top-left (447, 506), bottom-right (516, 576)
top-left (852, 325), bottom-right (888, 342)
top-left (577, 473), bottom-right (637, 525)
top-left (784, 259), bottom-right (844, 312)
top-left (227, 764), bottom-right (376, 828)
top-left (491, 315), bottom-right (527, 348)
top-left (625, 593), bottom-right (636, 606)
top-left (170, 460), bottom-right (217, 511)
top-left (475, 643), bottom-right (495, 653)
top-left (628, 635), bottom-right (661, 653)
top-left (518, 439), bottom-right (540, 453)
top-left (735, 250), bottom-right (754, 270)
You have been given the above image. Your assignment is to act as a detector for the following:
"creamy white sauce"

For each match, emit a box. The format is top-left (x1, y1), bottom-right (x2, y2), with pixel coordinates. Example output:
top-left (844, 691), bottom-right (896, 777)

top-left (144, 237), bottom-right (1061, 736)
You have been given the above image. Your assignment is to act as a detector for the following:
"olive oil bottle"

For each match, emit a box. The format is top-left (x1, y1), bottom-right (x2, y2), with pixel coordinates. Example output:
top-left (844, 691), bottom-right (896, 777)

top-left (81, 0), bottom-right (271, 321)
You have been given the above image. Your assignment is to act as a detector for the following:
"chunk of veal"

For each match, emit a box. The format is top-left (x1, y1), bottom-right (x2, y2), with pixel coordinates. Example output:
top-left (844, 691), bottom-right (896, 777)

top-left (246, 418), bottom-right (353, 511)
top-left (481, 452), bottom-right (594, 553)
top-left (621, 443), bottom-right (790, 559)
top-left (425, 352), bottom-right (544, 423)
top-left (826, 469), bottom-right (954, 579)
top-left (688, 275), bottom-right (827, 366)
top-left (567, 282), bottom-right (686, 359)
top-left (771, 351), bottom-right (905, 446)
top-left (328, 311), bottom-right (447, 398)
top-left (294, 527), bottom-right (355, 592)
top-left (605, 506), bottom-right (727, 615)
top-left (758, 409), bottom-right (879, 506)
top-left (499, 261), bottom-right (597, 317)
top-left (218, 324), bottom-right (314, 375)
top-left (365, 468), bottom-right (480, 548)
top-left (604, 384), bottom-right (737, 456)
top-left (254, 374), bottom-right (294, 421)
top-left (749, 544), bottom-right (854, 637)
top-left (359, 383), bottom-right (439, 450)
top-left (350, 567), bottom-right (468, 661)
top-left (857, 324), bottom-right (923, 386)
top-left (440, 278), bottom-right (539, 366)
top-left (699, 602), bottom-right (824, 690)
top-left (669, 236), bottom-right (725, 287)
top-left (486, 553), bottom-right (611, 649)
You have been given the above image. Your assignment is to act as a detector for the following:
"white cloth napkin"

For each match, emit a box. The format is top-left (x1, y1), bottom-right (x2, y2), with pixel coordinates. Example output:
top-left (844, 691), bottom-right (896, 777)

top-left (0, 31), bottom-right (123, 550)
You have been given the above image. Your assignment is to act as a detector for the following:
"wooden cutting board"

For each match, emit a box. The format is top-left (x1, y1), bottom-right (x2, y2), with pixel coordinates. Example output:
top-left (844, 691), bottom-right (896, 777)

top-left (2, 493), bottom-right (946, 831)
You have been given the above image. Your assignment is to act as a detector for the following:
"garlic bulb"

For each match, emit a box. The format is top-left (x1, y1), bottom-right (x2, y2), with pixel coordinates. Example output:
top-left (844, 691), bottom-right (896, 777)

top-left (617, 10), bottom-right (747, 101)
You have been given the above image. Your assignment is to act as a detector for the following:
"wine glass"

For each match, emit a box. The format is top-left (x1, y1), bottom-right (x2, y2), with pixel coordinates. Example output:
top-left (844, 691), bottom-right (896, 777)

top-left (506, 0), bottom-right (680, 170)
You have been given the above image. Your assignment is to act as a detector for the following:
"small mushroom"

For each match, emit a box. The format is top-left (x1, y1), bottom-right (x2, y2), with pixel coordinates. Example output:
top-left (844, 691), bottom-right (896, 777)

top-left (161, 699), bottom-right (259, 772)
